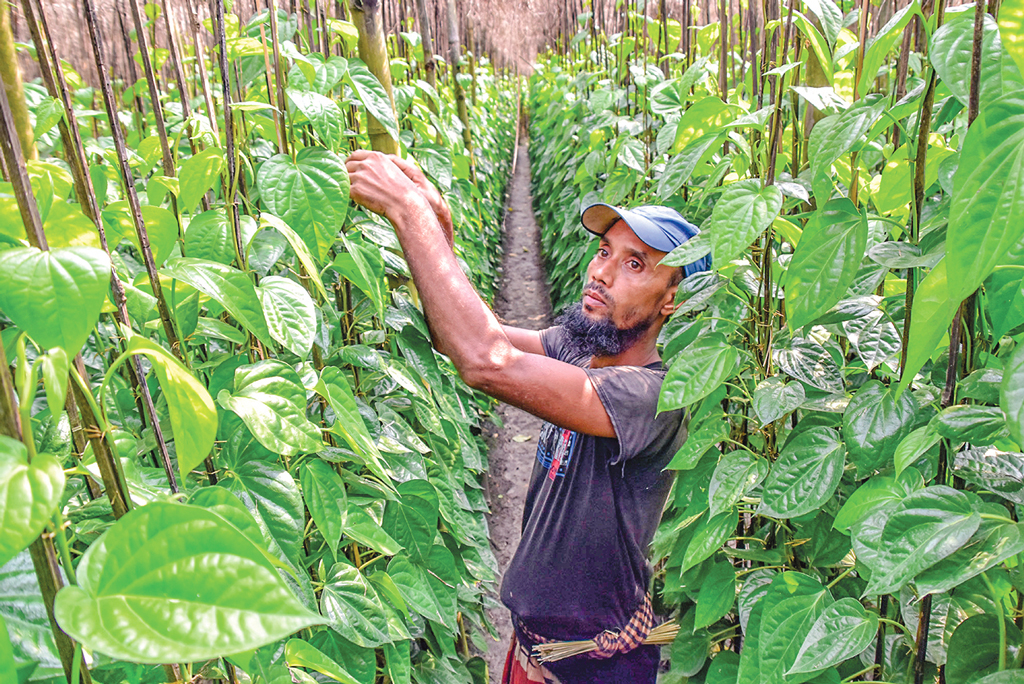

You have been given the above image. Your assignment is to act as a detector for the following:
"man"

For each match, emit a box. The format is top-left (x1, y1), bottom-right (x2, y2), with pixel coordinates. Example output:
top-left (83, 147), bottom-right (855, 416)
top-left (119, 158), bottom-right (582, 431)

top-left (345, 151), bottom-right (708, 683)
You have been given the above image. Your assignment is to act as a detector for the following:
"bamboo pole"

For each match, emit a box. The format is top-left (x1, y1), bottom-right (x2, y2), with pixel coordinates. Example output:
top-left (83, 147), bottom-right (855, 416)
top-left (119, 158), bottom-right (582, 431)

top-left (445, 0), bottom-right (476, 179)
top-left (415, 0), bottom-right (439, 106)
top-left (0, 1), bottom-right (34, 161)
top-left (83, 0), bottom-right (184, 362)
top-left (268, 0), bottom-right (291, 155)
top-left (28, 0), bottom-right (180, 494)
top-left (210, 0), bottom-right (248, 271)
top-left (350, 0), bottom-right (400, 154)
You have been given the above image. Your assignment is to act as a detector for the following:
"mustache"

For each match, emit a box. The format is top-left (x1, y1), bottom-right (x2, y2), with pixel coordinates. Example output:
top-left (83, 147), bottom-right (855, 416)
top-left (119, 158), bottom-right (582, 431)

top-left (582, 282), bottom-right (613, 305)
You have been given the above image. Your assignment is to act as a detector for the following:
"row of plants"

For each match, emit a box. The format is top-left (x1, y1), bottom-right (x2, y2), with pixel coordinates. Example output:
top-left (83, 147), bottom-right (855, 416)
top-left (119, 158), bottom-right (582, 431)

top-left (528, 0), bottom-right (1024, 682)
top-left (0, 2), bottom-right (516, 683)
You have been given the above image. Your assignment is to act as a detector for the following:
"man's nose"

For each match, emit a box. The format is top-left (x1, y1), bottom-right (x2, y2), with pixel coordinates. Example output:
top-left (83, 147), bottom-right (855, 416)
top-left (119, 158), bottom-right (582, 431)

top-left (589, 256), bottom-right (613, 285)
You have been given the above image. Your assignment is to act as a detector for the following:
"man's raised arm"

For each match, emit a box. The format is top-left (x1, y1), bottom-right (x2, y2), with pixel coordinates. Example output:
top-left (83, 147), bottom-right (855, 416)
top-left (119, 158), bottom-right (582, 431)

top-left (387, 156), bottom-right (547, 357)
top-left (345, 151), bottom-right (613, 438)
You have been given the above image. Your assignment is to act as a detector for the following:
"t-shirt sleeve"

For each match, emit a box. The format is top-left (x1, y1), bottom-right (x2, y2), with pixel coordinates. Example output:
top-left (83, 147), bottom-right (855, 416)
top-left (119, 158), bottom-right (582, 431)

top-left (538, 326), bottom-right (564, 360)
top-left (585, 365), bottom-right (684, 464)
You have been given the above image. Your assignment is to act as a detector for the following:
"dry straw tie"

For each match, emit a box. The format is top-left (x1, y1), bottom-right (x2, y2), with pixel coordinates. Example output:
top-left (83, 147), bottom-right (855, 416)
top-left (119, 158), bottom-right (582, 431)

top-left (531, 620), bottom-right (680, 663)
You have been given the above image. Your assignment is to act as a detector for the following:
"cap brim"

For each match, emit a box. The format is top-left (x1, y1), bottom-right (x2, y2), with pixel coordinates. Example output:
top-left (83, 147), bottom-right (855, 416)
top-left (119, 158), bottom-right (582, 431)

top-left (580, 203), bottom-right (625, 237)
top-left (580, 203), bottom-right (679, 253)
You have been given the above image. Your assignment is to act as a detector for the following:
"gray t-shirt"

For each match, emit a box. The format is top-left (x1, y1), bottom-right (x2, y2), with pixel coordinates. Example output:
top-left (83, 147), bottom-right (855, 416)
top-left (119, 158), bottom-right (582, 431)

top-left (500, 326), bottom-right (687, 647)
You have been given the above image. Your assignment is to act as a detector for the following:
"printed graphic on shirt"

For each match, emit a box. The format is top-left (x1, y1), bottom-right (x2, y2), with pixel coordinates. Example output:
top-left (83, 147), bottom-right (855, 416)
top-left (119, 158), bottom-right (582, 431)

top-left (536, 422), bottom-right (578, 480)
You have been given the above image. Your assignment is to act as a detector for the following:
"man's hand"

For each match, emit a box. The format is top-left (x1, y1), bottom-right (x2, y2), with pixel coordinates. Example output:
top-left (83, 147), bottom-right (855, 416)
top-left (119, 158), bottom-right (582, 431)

top-left (346, 151), bottom-right (453, 248)
top-left (345, 150), bottom-right (427, 221)
top-left (390, 155), bottom-right (454, 248)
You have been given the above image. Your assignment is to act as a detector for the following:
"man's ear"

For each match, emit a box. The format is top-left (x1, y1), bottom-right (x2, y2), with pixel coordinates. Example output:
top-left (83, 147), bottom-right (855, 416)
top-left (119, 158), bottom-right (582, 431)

top-left (659, 284), bottom-right (679, 316)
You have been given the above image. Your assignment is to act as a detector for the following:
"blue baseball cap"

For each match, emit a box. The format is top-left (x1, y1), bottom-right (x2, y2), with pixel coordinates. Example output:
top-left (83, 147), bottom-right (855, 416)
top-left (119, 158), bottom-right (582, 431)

top-left (580, 203), bottom-right (711, 276)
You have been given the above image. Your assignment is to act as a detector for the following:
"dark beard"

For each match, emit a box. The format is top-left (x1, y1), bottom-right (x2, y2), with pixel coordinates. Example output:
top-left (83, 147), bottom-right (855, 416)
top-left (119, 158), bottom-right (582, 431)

top-left (556, 302), bottom-right (654, 359)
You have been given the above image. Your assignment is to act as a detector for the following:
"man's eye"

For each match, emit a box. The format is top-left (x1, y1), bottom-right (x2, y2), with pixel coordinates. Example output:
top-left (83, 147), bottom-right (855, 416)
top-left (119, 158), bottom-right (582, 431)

top-left (628, 260), bottom-right (642, 270)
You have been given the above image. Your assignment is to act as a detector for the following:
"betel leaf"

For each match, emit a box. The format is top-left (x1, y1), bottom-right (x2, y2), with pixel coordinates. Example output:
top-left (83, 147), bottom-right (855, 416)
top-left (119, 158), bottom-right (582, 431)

top-left (382, 479), bottom-right (439, 565)
top-left (53, 502), bottom-right (323, 663)
top-left (256, 148), bottom-right (349, 263)
top-left (783, 198), bottom-right (868, 331)
top-left (952, 447), bottom-right (1024, 505)
top-left (113, 336), bottom-right (217, 481)
top-left (0, 615), bottom-right (16, 683)
top-left (177, 147), bottom-right (225, 213)
top-left (660, 231), bottom-right (712, 269)
top-left (858, 3), bottom-right (920, 96)
top-left (666, 414), bottom-right (729, 470)
top-left (683, 508), bottom-right (738, 572)
top-left (801, 0), bottom-right (842, 47)
top-left (833, 468), bottom-right (921, 534)
top-left (345, 59), bottom-right (400, 142)
top-left (217, 359), bottom-right (322, 457)
top-left (658, 333), bottom-right (741, 412)
top-left (319, 562), bottom-right (392, 648)
top-left (386, 545), bottom-right (458, 630)
top-left (657, 133), bottom-right (723, 199)
top-left (791, 12), bottom-right (833, 84)
top-left (1001, 341), bottom-right (1024, 445)
top-left (842, 310), bottom-right (902, 372)
top-left (287, 89), bottom-right (345, 150)
top-left (808, 95), bottom-right (888, 182)
top-left (0, 551), bottom-right (62, 677)
top-left (931, 13), bottom-right (1017, 111)
top-left (773, 337), bottom-right (844, 393)
top-left (861, 485), bottom-right (981, 596)
top-left (947, 93), bottom-right (1024, 301)
top-left (257, 275), bottom-right (316, 358)
top-left (945, 614), bottom-right (1022, 684)
top-left (257, 213), bottom-right (329, 297)
top-left (301, 459), bottom-right (347, 559)
top-left (759, 427), bottom-right (845, 519)
top-left (756, 572), bottom-right (832, 684)
top-left (185, 208), bottom-right (243, 265)
top-left (338, 233), bottom-right (386, 322)
top-left (284, 639), bottom-right (360, 684)
top-left (896, 259), bottom-right (959, 397)
top-left (752, 377), bottom-right (805, 427)
top-left (705, 180), bottom-right (783, 266)
top-left (0, 436), bottom-right (64, 568)
top-left (162, 257), bottom-right (273, 346)
top-left (224, 460), bottom-right (306, 571)
top-left (670, 607), bottom-right (711, 676)
top-left (789, 598), bottom-right (878, 674)
top-left (671, 96), bottom-right (740, 154)
top-left (343, 502), bottom-right (401, 556)
top-left (842, 380), bottom-right (919, 475)
top-left (894, 424), bottom-right (942, 476)
top-left (708, 449), bottom-right (769, 517)
top-left (932, 405), bottom-right (1009, 445)
top-left (694, 560), bottom-right (737, 630)
top-left (0, 246), bottom-right (109, 355)
top-left (1000, 0), bottom-right (1024, 77)
top-left (316, 367), bottom-right (390, 484)
top-left (101, 202), bottom-right (179, 267)
top-left (915, 516), bottom-right (1024, 595)
top-left (37, 347), bottom-right (68, 419)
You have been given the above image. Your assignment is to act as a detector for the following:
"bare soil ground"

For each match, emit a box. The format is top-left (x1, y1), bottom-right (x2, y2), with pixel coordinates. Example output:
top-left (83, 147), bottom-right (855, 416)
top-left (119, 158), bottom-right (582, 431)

top-left (479, 143), bottom-right (553, 682)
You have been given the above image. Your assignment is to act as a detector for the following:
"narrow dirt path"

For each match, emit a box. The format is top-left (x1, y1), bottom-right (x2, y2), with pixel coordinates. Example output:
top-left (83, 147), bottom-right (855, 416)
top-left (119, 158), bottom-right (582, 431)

top-left (481, 143), bottom-right (553, 681)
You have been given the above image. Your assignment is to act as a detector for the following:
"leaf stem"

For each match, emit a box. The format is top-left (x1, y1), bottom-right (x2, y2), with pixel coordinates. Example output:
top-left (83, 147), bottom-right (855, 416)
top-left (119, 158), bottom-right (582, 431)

top-left (841, 664), bottom-right (878, 682)
top-left (826, 565), bottom-right (855, 588)
top-left (51, 510), bottom-right (78, 585)
top-left (878, 617), bottom-right (915, 642)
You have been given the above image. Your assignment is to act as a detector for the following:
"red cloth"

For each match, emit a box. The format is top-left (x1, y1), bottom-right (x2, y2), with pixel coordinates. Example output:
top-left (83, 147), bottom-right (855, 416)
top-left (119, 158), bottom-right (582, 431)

top-left (502, 635), bottom-right (561, 684)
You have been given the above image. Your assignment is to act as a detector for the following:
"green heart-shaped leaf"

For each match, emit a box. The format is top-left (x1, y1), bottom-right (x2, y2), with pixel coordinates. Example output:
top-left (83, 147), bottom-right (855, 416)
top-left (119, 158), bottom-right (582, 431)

top-left (0, 246), bottom-right (109, 355)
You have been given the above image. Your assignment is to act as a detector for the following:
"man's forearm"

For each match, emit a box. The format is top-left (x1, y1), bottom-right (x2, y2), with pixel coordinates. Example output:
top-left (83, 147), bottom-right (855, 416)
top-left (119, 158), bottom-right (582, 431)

top-left (389, 197), bottom-right (513, 382)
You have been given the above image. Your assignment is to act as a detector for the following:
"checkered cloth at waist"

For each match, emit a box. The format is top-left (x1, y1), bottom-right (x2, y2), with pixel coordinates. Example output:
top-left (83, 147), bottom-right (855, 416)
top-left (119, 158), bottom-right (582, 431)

top-left (514, 592), bottom-right (656, 660)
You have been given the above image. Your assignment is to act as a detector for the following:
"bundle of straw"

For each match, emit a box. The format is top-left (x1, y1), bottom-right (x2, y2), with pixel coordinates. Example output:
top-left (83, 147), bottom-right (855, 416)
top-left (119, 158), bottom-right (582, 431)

top-left (531, 620), bottom-right (680, 663)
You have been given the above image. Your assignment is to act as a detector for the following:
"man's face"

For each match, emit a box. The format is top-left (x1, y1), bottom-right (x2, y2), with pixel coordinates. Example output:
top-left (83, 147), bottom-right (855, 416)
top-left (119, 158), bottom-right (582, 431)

top-left (581, 219), bottom-right (678, 330)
